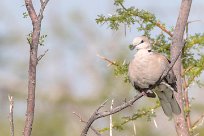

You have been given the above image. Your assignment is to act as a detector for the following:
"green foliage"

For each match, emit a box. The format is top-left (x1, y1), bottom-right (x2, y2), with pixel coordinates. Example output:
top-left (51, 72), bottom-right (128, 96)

top-left (27, 32), bottom-right (32, 44)
top-left (23, 12), bottom-right (29, 18)
top-left (113, 60), bottom-right (129, 82)
top-left (183, 33), bottom-right (204, 86)
top-left (96, 0), bottom-right (157, 36)
top-left (27, 32), bottom-right (47, 46)
top-left (152, 33), bottom-right (171, 57)
top-left (97, 0), bottom-right (204, 89)
top-left (96, 0), bottom-right (204, 134)
top-left (121, 101), bottom-right (160, 123)
top-left (39, 34), bottom-right (48, 46)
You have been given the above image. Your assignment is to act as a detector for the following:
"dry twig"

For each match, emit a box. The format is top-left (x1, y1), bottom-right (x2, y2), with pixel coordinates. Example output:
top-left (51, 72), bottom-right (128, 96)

top-left (8, 95), bottom-right (14, 136)
top-left (37, 49), bottom-right (49, 62)
top-left (110, 100), bottom-right (114, 136)
top-left (192, 113), bottom-right (204, 130)
top-left (73, 112), bottom-right (102, 136)
top-left (97, 54), bottom-right (117, 66)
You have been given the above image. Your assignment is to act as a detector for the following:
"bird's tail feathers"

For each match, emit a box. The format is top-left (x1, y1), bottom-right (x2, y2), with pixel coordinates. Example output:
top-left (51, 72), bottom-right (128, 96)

top-left (155, 84), bottom-right (181, 117)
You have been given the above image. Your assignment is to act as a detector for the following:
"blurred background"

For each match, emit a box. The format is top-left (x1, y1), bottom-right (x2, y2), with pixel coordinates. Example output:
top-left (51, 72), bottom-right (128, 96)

top-left (0, 0), bottom-right (204, 136)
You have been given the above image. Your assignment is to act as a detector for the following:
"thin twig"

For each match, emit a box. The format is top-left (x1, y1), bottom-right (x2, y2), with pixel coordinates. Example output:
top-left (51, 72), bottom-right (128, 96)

top-left (183, 76), bottom-right (191, 130)
top-left (38, 0), bottom-right (49, 20)
top-left (97, 54), bottom-right (117, 66)
top-left (8, 95), bottom-right (14, 136)
top-left (132, 121), bottom-right (136, 136)
top-left (183, 21), bottom-right (191, 130)
top-left (192, 113), bottom-right (204, 130)
top-left (110, 100), bottom-right (114, 136)
top-left (80, 93), bottom-right (144, 136)
top-left (160, 48), bottom-right (183, 81)
top-left (73, 112), bottom-right (102, 136)
top-left (155, 22), bottom-right (173, 37)
top-left (37, 49), bottom-right (48, 62)
top-left (188, 20), bottom-right (204, 24)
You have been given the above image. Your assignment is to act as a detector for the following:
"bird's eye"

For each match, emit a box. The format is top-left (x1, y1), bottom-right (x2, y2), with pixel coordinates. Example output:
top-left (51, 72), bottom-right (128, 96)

top-left (141, 40), bottom-right (144, 43)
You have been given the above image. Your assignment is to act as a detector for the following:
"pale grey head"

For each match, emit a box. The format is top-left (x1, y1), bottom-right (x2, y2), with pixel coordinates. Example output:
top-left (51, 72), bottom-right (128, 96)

top-left (131, 36), bottom-right (152, 50)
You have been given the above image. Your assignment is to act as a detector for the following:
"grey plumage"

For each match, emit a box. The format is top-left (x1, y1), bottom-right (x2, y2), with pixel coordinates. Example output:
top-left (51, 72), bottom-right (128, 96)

top-left (128, 36), bottom-right (181, 117)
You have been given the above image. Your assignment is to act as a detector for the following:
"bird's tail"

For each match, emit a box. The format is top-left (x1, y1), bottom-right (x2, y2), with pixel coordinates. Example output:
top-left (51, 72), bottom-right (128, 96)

top-left (154, 84), bottom-right (181, 117)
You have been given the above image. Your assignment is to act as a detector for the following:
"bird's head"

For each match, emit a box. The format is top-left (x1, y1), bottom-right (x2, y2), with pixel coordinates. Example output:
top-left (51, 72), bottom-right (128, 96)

top-left (130, 36), bottom-right (152, 50)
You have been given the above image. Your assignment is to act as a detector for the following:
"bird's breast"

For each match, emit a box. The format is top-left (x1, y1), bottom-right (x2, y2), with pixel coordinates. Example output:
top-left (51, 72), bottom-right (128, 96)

top-left (128, 50), bottom-right (166, 88)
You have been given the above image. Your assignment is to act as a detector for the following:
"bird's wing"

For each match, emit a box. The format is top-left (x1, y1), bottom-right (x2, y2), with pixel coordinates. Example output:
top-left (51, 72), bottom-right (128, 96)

top-left (153, 53), bottom-right (177, 92)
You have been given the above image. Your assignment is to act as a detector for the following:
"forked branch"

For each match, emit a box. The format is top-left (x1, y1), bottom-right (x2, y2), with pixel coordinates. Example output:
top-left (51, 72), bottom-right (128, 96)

top-left (23, 0), bottom-right (49, 136)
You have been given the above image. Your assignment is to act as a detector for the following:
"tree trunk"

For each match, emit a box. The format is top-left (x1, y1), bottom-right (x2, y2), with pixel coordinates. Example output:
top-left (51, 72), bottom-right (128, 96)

top-left (171, 0), bottom-right (192, 136)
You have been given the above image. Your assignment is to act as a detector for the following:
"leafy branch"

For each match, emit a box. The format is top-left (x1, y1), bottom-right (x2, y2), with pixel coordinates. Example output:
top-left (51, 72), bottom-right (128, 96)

top-left (96, 0), bottom-right (172, 37)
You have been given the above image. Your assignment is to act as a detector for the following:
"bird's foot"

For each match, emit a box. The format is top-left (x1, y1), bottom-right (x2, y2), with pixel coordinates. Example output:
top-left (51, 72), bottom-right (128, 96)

top-left (141, 91), bottom-right (147, 97)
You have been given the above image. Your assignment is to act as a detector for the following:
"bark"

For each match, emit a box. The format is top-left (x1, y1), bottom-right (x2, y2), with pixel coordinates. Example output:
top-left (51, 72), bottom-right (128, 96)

top-left (23, 0), bottom-right (49, 136)
top-left (171, 0), bottom-right (192, 136)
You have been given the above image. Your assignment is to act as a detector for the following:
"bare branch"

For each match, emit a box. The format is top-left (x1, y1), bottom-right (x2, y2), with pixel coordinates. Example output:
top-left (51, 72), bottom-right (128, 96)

top-left (73, 112), bottom-right (102, 136)
top-left (8, 95), bottom-right (14, 136)
top-left (155, 22), bottom-right (173, 37)
top-left (97, 54), bottom-right (117, 67)
top-left (37, 49), bottom-right (48, 63)
top-left (25, 0), bottom-right (37, 24)
top-left (38, 0), bottom-right (50, 20)
top-left (191, 113), bottom-right (204, 130)
top-left (160, 49), bottom-right (183, 82)
top-left (109, 100), bottom-right (114, 136)
top-left (23, 0), bottom-right (49, 136)
top-left (80, 93), bottom-right (143, 136)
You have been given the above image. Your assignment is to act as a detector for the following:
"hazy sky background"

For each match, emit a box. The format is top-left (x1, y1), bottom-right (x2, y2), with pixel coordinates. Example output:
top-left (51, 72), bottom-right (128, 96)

top-left (1, 0), bottom-right (203, 96)
top-left (0, 1), bottom-right (204, 135)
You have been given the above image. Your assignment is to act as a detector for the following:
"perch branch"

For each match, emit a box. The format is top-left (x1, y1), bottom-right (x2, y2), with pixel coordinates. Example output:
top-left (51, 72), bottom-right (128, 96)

top-left (80, 94), bottom-right (143, 136)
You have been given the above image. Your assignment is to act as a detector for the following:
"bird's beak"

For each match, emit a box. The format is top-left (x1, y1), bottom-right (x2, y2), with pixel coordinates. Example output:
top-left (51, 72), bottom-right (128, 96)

top-left (129, 44), bottom-right (136, 50)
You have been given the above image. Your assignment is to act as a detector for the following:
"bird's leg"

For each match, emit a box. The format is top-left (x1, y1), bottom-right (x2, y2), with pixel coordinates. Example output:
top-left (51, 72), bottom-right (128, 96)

top-left (141, 91), bottom-right (147, 96)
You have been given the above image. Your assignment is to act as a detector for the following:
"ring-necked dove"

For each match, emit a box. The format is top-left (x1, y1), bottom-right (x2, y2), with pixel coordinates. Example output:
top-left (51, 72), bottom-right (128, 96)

top-left (128, 36), bottom-right (181, 117)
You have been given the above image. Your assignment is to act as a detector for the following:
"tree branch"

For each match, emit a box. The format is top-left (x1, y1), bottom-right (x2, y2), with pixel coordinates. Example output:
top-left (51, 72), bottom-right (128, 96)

top-left (25, 0), bottom-right (37, 24)
top-left (80, 94), bottom-right (144, 136)
top-left (97, 54), bottom-right (117, 67)
top-left (171, 0), bottom-right (192, 136)
top-left (73, 112), bottom-right (102, 136)
top-left (23, 0), bottom-right (49, 136)
top-left (38, 0), bottom-right (50, 20)
top-left (192, 113), bottom-right (204, 130)
top-left (37, 49), bottom-right (48, 63)
top-left (118, 2), bottom-right (173, 37)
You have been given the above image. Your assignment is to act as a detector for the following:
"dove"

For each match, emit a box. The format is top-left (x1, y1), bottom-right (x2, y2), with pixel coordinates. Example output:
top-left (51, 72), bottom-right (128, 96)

top-left (128, 36), bottom-right (181, 117)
